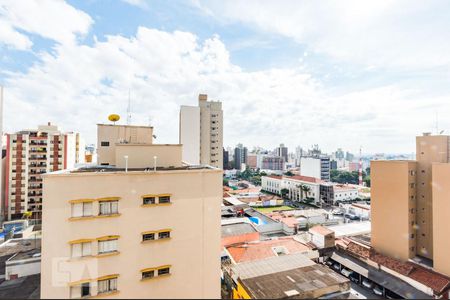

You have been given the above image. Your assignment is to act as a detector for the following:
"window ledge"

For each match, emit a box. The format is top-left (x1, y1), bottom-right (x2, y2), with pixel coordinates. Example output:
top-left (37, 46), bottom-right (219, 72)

top-left (69, 214), bottom-right (121, 221)
top-left (96, 251), bottom-right (120, 258)
top-left (141, 238), bottom-right (171, 244)
top-left (140, 274), bottom-right (171, 282)
top-left (141, 203), bottom-right (172, 207)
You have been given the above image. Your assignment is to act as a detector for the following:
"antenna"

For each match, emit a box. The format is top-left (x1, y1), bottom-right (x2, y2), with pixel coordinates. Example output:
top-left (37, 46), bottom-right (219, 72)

top-left (127, 89), bottom-right (132, 125)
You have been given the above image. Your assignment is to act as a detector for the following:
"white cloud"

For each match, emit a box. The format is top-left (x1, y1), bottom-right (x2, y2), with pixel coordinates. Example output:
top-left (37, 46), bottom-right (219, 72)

top-left (121, 0), bottom-right (149, 9)
top-left (4, 24), bottom-right (449, 154)
top-left (0, 0), bottom-right (93, 49)
top-left (195, 0), bottom-right (450, 69)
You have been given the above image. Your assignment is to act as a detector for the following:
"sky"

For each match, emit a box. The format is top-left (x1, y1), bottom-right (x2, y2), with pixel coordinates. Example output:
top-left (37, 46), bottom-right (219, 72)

top-left (1, 0), bottom-right (450, 154)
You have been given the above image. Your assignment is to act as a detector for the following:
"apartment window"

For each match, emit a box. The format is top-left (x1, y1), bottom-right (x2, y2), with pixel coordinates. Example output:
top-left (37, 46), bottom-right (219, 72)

top-left (159, 196), bottom-right (171, 204)
top-left (410, 247), bottom-right (415, 252)
top-left (158, 231), bottom-right (171, 240)
top-left (411, 234), bottom-right (415, 238)
top-left (142, 233), bottom-right (155, 241)
top-left (158, 267), bottom-right (170, 276)
top-left (72, 242), bottom-right (92, 258)
top-left (143, 197), bottom-right (156, 205)
top-left (71, 202), bottom-right (93, 218)
top-left (70, 282), bottom-right (91, 298)
top-left (101, 141), bottom-right (110, 147)
top-left (142, 270), bottom-right (155, 280)
top-left (99, 201), bottom-right (118, 215)
top-left (98, 277), bottom-right (117, 294)
top-left (98, 239), bottom-right (118, 254)
top-left (410, 183), bottom-right (416, 188)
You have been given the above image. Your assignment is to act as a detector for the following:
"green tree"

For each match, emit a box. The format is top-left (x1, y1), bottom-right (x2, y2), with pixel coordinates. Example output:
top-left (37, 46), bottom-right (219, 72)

top-left (280, 188), bottom-right (289, 199)
top-left (223, 178), bottom-right (229, 187)
top-left (284, 171), bottom-right (294, 176)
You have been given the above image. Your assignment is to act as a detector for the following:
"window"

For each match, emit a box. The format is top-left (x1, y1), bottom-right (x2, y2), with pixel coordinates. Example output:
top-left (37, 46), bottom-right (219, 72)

top-left (142, 233), bottom-right (155, 241)
top-left (158, 267), bottom-right (170, 276)
top-left (72, 242), bottom-right (92, 258)
top-left (70, 283), bottom-right (91, 298)
top-left (159, 196), bottom-right (171, 204)
top-left (143, 197), bottom-right (155, 205)
top-left (71, 202), bottom-right (93, 218)
top-left (98, 278), bottom-right (117, 294)
top-left (158, 231), bottom-right (170, 240)
top-left (99, 201), bottom-right (118, 215)
top-left (101, 141), bottom-right (110, 147)
top-left (142, 270), bottom-right (155, 280)
top-left (98, 239), bottom-right (118, 254)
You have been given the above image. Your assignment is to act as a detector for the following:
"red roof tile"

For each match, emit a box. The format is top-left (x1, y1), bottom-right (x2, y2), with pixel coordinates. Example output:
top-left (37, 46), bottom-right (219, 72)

top-left (267, 175), bottom-right (282, 179)
top-left (285, 175), bottom-right (323, 183)
top-left (408, 265), bottom-right (450, 294)
top-left (369, 250), bottom-right (414, 276)
top-left (346, 241), bottom-right (370, 259)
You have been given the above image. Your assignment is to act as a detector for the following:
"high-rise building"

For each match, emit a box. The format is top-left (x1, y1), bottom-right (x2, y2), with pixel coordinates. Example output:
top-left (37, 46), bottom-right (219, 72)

top-left (371, 133), bottom-right (450, 276)
top-left (4, 123), bottom-right (84, 220)
top-left (275, 143), bottom-right (288, 162)
top-left (41, 123), bottom-right (221, 298)
top-left (234, 144), bottom-right (247, 170)
top-left (179, 94), bottom-right (223, 169)
top-left (0, 87), bottom-right (3, 222)
top-left (223, 148), bottom-right (229, 170)
top-left (300, 156), bottom-right (331, 181)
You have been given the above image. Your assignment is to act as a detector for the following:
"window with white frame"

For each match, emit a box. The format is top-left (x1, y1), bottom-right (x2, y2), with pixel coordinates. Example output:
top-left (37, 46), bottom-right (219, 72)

top-left (71, 242), bottom-right (92, 258)
top-left (98, 239), bottom-right (118, 254)
top-left (98, 277), bottom-right (117, 294)
top-left (99, 201), bottom-right (118, 216)
top-left (71, 202), bottom-right (93, 218)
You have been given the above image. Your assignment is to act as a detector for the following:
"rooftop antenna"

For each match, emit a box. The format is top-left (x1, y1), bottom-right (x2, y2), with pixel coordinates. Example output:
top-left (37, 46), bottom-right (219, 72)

top-left (127, 89), bottom-right (132, 125)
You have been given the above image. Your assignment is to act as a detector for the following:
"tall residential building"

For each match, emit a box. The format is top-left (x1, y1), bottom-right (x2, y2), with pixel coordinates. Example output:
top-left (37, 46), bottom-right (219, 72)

top-left (179, 94), bottom-right (223, 168)
top-left (300, 156), bottom-right (331, 181)
top-left (223, 148), bottom-right (229, 170)
top-left (41, 123), bottom-right (222, 299)
top-left (371, 133), bottom-right (450, 276)
top-left (4, 123), bottom-right (84, 220)
top-left (234, 144), bottom-right (248, 170)
top-left (275, 143), bottom-right (288, 162)
top-left (0, 87), bottom-right (3, 221)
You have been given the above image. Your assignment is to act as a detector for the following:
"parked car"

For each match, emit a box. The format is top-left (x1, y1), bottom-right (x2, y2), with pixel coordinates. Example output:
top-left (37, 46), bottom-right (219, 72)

top-left (341, 268), bottom-right (353, 277)
top-left (332, 263), bottom-right (340, 271)
top-left (349, 273), bottom-right (359, 284)
top-left (345, 214), bottom-right (360, 220)
top-left (325, 260), bottom-right (333, 266)
top-left (373, 286), bottom-right (383, 296)
top-left (362, 279), bottom-right (374, 289)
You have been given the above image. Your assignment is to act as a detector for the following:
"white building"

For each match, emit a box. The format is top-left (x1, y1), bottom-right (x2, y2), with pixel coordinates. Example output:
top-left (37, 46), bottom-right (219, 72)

top-left (300, 156), bottom-right (331, 181)
top-left (261, 175), bottom-right (282, 195)
top-left (179, 94), bottom-right (223, 168)
top-left (333, 185), bottom-right (359, 202)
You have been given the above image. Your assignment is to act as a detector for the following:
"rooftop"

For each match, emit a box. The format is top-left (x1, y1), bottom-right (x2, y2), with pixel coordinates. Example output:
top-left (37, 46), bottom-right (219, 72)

top-left (309, 225), bottom-right (334, 236)
top-left (285, 175), bottom-right (324, 184)
top-left (0, 239), bottom-right (41, 258)
top-left (0, 274), bottom-right (40, 299)
top-left (221, 223), bottom-right (257, 238)
top-left (233, 253), bottom-right (349, 299)
top-left (226, 237), bottom-right (313, 263)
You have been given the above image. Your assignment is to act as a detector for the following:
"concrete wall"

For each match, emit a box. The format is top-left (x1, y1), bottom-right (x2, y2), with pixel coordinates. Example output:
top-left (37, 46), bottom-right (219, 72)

top-left (115, 144), bottom-right (183, 169)
top-left (97, 125), bottom-right (153, 166)
top-left (371, 161), bottom-right (416, 261)
top-left (431, 163), bottom-right (450, 277)
top-left (179, 106), bottom-right (200, 165)
top-left (41, 168), bottom-right (222, 299)
top-left (6, 258), bottom-right (41, 280)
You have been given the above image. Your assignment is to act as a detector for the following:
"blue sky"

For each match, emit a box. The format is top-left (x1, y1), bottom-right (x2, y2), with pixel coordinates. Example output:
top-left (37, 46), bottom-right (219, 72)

top-left (1, 0), bottom-right (450, 154)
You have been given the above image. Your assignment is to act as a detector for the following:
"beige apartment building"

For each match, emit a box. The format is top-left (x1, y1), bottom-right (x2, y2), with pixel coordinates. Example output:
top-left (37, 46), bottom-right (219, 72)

top-left (179, 94), bottom-right (223, 169)
top-left (371, 133), bottom-right (450, 276)
top-left (4, 123), bottom-right (84, 220)
top-left (41, 123), bottom-right (222, 299)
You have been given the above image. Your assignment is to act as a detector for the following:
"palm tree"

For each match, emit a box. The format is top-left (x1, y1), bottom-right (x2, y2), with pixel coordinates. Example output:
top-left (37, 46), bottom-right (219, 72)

top-left (301, 184), bottom-right (311, 201)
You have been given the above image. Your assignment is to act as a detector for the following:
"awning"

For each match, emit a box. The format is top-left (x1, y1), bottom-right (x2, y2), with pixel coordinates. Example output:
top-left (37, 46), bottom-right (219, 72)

top-left (331, 252), bottom-right (432, 299)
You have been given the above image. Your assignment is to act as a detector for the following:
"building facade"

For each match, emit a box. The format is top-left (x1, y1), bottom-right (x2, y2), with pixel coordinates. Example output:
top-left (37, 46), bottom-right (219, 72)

top-left (4, 123), bottom-right (84, 220)
top-left (234, 144), bottom-right (248, 170)
top-left (371, 133), bottom-right (450, 277)
top-left (275, 144), bottom-right (288, 162)
top-left (300, 156), bottom-right (331, 181)
top-left (41, 123), bottom-right (222, 299)
top-left (179, 94), bottom-right (223, 169)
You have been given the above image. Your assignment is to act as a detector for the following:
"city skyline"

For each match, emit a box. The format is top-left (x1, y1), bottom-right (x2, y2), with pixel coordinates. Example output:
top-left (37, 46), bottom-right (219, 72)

top-left (1, 0), bottom-right (450, 154)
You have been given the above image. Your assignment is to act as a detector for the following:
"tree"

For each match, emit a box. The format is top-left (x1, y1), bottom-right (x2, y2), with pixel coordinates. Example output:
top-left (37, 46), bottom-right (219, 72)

top-left (301, 185), bottom-right (311, 201)
top-left (280, 188), bottom-right (289, 199)
top-left (223, 178), bottom-right (229, 187)
top-left (284, 171), bottom-right (294, 176)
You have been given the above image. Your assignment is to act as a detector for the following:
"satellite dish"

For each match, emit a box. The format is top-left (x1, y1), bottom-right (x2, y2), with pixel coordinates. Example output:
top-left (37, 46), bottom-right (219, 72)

top-left (108, 114), bottom-right (120, 124)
